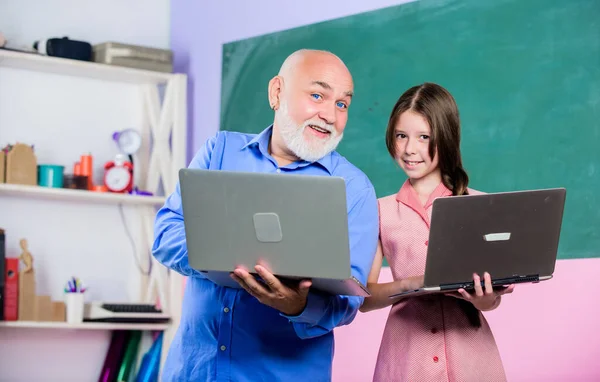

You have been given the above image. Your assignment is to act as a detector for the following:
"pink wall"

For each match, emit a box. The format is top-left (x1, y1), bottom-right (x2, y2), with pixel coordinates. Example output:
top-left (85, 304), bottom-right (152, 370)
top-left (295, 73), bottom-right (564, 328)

top-left (332, 258), bottom-right (600, 381)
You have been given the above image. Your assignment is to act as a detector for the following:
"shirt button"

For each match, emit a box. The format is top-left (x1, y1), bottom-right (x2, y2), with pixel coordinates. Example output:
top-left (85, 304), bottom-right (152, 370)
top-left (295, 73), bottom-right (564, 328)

top-left (223, 307), bottom-right (230, 313)
top-left (276, 168), bottom-right (281, 173)
top-left (433, 356), bottom-right (439, 363)
top-left (220, 345), bottom-right (226, 351)
top-left (431, 328), bottom-right (438, 334)
top-left (425, 240), bottom-right (428, 246)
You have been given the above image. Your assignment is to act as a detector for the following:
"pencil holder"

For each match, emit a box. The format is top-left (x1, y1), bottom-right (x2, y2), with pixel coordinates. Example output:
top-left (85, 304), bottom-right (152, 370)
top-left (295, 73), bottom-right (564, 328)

top-left (38, 164), bottom-right (64, 188)
top-left (64, 293), bottom-right (85, 324)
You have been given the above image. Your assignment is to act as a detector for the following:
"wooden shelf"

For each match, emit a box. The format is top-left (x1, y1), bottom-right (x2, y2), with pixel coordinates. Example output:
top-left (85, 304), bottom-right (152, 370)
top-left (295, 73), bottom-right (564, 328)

top-left (0, 183), bottom-right (166, 206)
top-left (0, 48), bottom-right (176, 85)
top-left (0, 320), bottom-right (169, 331)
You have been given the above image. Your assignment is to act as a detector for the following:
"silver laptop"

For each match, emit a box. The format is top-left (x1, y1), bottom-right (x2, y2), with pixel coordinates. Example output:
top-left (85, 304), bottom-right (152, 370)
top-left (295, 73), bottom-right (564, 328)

top-left (390, 188), bottom-right (566, 299)
top-left (179, 168), bottom-right (370, 297)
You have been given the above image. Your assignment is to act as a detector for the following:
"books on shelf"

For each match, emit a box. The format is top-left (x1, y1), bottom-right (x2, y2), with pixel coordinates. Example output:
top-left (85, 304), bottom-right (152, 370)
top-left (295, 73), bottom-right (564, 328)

top-left (98, 330), bottom-right (163, 382)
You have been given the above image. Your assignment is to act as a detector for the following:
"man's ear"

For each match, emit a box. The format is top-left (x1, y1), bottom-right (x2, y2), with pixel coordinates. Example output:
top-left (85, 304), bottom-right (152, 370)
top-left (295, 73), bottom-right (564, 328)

top-left (268, 75), bottom-right (282, 111)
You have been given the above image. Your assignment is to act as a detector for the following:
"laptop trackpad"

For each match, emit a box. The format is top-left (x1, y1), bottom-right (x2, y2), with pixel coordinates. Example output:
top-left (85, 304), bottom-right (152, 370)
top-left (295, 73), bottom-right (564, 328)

top-left (253, 213), bottom-right (283, 242)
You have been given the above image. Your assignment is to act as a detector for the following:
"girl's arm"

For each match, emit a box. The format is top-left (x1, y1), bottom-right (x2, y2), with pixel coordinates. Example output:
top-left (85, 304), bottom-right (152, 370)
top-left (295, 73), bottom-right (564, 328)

top-left (359, 240), bottom-right (424, 313)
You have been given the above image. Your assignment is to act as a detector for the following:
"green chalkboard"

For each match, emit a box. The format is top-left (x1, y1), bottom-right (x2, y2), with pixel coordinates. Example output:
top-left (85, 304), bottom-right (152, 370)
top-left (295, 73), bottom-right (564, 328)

top-left (220, 0), bottom-right (600, 260)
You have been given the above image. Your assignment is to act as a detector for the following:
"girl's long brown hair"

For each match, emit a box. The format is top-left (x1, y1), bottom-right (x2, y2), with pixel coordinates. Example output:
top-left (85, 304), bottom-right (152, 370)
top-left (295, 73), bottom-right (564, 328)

top-left (386, 82), bottom-right (481, 328)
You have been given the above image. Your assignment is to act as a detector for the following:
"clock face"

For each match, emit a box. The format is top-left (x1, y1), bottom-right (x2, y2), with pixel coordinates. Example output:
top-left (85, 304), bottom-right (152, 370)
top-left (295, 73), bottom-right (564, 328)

top-left (105, 167), bottom-right (131, 192)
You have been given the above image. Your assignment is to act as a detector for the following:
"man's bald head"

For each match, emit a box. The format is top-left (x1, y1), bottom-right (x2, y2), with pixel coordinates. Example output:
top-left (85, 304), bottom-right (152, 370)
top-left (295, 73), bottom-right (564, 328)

top-left (267, 49), bottom-right (354, 163)
top-left (269, 49), bottom-right (354, 110)
top-left (277, 49), bottom-right (351, 81)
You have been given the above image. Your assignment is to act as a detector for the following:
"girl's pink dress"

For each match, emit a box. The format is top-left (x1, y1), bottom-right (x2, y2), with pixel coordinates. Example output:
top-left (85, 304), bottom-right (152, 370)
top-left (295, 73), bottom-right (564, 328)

top-left (373, 180), bottom-right (507, 382)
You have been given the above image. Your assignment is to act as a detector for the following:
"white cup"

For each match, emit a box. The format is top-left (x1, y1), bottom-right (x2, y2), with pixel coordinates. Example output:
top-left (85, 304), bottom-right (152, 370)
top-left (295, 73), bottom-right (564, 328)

top-left (65, 293), bottom-right (85, 324)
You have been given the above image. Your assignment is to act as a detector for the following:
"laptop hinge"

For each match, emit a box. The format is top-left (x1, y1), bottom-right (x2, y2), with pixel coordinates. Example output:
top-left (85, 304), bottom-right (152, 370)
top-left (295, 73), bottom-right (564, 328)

top-left (440, 274), bottom-right (540, 291)
top-left (492, 274), bottom-right (540, 285)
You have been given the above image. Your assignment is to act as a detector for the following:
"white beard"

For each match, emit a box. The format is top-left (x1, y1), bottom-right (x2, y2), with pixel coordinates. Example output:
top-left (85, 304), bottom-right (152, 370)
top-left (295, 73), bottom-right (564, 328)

top-left (275, 101), bottom-right (343, 162)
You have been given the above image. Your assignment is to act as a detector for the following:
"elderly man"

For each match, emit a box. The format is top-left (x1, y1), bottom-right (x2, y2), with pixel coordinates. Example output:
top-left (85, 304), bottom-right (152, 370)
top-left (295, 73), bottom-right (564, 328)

top-left (152, 49), bottom-right (378, 381)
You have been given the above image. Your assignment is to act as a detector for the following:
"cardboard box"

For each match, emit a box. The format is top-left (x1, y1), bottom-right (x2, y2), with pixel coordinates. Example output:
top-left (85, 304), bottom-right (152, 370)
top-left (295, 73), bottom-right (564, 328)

top-left (93, 42), bottom-right (173, 73)
top-left (0, 150), bottom-right (5, 183)
top-left (5, 143), bottom-right (37, 186)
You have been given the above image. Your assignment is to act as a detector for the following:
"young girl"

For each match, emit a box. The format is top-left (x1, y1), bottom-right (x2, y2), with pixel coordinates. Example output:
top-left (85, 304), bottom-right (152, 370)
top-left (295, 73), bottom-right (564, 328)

top-left (360, 83), bottom-right (515, 382)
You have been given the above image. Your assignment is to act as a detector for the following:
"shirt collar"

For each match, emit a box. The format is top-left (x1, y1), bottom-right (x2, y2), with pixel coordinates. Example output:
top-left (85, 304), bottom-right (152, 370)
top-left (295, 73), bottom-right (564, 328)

top-left (241, 125), bottom-right (272, 152)
top-left (396, 179), bottom-right (452, 226)
top-left (241, 125), bottom-right (334, 174)
top-left (396, 179), bottom-right (452, 209)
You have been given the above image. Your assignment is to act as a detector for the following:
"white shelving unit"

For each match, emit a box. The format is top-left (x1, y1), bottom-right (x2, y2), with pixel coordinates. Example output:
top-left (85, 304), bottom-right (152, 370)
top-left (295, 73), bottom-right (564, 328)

top-left (0, 49), bottom-right (174, 84)
top-left (0, 48), bottom-right (186, 377)
top-left (0, 183), bottom-right (166, 206)
top-left (0, 320), bottom-right (171, 331)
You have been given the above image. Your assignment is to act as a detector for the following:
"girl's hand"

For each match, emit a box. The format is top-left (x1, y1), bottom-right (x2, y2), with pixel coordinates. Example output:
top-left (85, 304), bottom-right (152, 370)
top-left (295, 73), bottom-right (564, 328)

top-left (447, 272), bottom-right (515, 311)
top-left (401, 275), bottom-right (425, 292)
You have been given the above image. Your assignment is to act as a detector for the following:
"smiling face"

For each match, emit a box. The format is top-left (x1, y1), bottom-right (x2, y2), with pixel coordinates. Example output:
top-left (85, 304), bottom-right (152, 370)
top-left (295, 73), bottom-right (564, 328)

top-left (269, 50), bottom-right (354, 162)
top-left (385, 82), bottom-right (469, 196)
top-left (394, 110), bottom-right (441, 183)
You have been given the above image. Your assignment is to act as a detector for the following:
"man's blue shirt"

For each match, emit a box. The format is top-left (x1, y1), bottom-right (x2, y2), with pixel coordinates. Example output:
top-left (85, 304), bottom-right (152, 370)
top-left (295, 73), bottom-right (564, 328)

top-left (153, 126), bottom-right (379, 381)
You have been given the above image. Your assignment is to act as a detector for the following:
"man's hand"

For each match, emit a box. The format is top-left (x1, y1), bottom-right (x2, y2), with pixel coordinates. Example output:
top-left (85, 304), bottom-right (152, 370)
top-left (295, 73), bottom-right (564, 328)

top-left (230, 265), bottom-right (312, 316)
top-left (446, 272), bottom-right (515, 311)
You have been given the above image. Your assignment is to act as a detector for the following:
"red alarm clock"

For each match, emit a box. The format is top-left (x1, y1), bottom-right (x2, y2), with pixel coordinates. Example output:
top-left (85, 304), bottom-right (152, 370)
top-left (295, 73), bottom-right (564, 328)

top-left (104, 154), bottom-right (133, 193)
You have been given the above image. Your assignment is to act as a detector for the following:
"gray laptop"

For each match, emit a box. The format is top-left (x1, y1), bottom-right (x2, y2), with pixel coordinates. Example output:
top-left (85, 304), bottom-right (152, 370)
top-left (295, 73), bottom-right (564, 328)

top-left (179, 168), bottom-right (370, 297)
top-left (390, 188), bottom-right (566, 299)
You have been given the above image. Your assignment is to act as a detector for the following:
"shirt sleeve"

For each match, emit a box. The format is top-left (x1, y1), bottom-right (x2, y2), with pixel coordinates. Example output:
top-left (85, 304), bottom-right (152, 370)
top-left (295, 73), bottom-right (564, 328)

top-left (281, 183), bottom-right (379, 339)
top-left (151, 132), bottom-right (220, 277)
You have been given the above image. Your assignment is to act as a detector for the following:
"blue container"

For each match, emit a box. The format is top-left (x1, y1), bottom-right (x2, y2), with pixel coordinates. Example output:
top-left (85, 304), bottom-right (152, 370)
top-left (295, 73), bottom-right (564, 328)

top-left (38, 164), bottom-right (65, 188)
